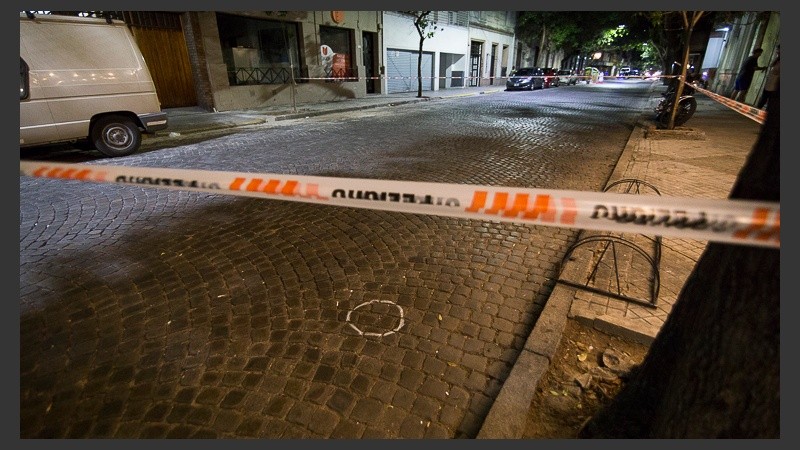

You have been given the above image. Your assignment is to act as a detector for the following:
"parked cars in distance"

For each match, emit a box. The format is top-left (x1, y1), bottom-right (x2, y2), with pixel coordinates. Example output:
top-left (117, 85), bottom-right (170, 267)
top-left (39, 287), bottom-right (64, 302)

top-left (505, 67), bottom-right (545, 91)
top-left (557, 69), bottom-right (579, 85)
top-left (618, 67), bottom-right (641, 79)
top-left (543, 68), bottom-right (559, 87)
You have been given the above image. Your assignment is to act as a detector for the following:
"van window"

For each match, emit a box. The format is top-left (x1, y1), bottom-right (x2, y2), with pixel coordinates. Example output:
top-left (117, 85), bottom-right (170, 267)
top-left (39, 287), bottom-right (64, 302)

top-left (20, 58), bottom-right (29, 100)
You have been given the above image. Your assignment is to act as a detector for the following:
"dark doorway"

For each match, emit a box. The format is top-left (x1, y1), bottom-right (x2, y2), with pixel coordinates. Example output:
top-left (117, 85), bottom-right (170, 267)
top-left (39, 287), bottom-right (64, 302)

top-left (362, 31), bottom-right (377, 93)
top-left (489, 43), bottom-right (497, 85)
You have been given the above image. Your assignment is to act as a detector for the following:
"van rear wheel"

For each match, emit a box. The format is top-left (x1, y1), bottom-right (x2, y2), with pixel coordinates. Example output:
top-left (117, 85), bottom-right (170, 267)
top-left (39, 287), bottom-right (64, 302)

top-left (91, 115), bottom-right (141, 157)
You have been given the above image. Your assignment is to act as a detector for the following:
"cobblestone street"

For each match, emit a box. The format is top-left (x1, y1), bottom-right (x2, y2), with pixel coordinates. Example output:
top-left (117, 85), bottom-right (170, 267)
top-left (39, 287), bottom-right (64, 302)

top-left (20, 82), bottom-right (655, 438)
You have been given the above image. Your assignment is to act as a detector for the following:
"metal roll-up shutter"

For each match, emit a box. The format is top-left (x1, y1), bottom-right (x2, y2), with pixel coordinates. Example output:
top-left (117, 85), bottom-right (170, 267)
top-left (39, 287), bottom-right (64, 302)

top-left (386, 48), bottom-right (434, 94)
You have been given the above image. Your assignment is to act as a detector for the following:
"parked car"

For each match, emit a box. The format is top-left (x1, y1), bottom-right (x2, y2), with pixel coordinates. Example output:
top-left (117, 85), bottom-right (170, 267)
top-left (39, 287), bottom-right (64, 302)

top-left (505, 67), bottom-right (545, 91)
top-left (543, 68), bottom-right (559, 87)
top-left (556, 69), bottom-right (578, 85)
top-left (618, 67), bottom-right (641, 79)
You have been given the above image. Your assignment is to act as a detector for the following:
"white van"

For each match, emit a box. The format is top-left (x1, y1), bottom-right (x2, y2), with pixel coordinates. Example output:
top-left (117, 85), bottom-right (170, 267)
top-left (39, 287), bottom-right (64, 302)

top-left (20, 12), bottom-right (168, 157)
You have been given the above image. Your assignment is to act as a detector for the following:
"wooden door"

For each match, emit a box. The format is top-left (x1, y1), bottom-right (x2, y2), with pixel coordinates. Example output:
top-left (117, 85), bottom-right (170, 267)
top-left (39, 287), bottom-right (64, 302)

top-left (130, 25), bottom-right (196, 108)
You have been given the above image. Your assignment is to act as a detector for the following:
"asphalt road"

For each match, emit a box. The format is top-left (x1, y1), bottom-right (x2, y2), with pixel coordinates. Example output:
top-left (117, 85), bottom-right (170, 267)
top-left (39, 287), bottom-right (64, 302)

top-left (19, 81), bottom-right (652, 438)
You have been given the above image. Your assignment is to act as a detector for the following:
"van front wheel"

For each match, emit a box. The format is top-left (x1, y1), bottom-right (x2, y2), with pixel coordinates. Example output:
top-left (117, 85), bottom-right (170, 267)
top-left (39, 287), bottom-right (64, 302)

top-left (91, 116), bottom-right (142, 157)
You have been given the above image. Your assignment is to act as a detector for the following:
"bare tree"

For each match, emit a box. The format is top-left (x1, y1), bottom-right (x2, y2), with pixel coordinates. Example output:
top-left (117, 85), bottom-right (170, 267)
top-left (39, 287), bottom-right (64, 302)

top-left (579, 70), bottom-right (780, 438)
top-left (403, 11), bottom-right (439, 98)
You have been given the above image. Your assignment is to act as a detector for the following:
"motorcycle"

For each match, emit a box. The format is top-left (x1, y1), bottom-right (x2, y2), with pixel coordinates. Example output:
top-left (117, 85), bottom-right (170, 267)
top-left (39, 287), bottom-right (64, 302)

top-left (654, 76), bottom-right (698, 128)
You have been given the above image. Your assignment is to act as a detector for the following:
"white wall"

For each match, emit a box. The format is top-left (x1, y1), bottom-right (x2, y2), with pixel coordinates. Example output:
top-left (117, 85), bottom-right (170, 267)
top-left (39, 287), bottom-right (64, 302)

top-left (383, 12), bottom-right (469, 92)
top-left (383, 11), bottom-right (468, 53)
top-left (711, 11), bottom-right (779, 102)
top-left (468, 26), bottom-right (515, 85)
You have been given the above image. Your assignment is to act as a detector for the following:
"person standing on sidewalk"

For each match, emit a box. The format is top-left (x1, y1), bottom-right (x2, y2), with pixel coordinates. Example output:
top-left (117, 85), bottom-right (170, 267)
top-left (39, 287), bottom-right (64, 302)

top-left (757, 45), bottom-right (780, 110)
top-left (731, 48), bottom-right (766, 102)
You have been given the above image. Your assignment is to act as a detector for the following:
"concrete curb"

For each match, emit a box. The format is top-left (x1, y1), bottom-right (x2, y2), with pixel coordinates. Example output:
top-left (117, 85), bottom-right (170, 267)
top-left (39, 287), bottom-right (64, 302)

top-left (574, 314), bottom-right (657, 346)
top-left (476, 283), bottom-right (573, 439)
top-left (477, 107), bottom-right (653, 438)
top-left (149, 117), bottom-right (266, 139)
top-left (269, 87), bottom-right (503, 122)
top-left (274, 99), bottom-right (429, 121)
top-left (152, 87), bottom-right (506, 140)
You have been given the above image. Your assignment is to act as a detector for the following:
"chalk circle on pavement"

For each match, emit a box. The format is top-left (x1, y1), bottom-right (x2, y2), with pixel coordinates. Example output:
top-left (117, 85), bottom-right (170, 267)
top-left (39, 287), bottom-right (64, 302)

top-left (346, 299), bottom-right (405, 337)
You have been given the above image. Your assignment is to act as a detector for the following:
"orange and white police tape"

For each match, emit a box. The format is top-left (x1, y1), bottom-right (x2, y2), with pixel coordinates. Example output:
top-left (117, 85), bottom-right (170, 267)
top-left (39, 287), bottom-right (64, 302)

top-left (689, 82), bottom-right (767, 124)
top-left (614, 74), bottom-right (767, 124)
top-left (20, 161), bottom-right (779, 248)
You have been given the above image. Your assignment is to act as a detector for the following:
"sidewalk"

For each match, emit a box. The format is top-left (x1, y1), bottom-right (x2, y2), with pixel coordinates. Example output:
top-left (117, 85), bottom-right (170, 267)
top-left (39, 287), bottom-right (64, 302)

top-left (478, 88), bottom-right (762, 438)
top-left (152, 84), bottom-right (763, 438)
top-left (149, 85), bottom-right (506, 139)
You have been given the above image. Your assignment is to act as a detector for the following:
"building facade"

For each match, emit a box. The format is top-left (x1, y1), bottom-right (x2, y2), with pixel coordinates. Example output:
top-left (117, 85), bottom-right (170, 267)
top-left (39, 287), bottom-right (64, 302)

top-left (706, 11), bottom-right (780, 104)
top-left (168, 11), bottom-right (517, 111)
top-left (466, 11), bottom-right (516, 87)
top-left (24, 11), bottom-right (517, 111)
top-left (34, 11), bottom-right (777, 111)
top-left (181, 11), bottom-right (382, 112)
top-left (380, 11), bottom-right (516, 94)
top-left (382, 11), bottom-right (469, 94)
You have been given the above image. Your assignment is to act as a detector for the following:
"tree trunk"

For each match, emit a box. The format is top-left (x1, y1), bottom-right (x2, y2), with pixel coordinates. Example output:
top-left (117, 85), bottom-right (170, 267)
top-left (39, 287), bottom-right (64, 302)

top-left (417, 39), bottom-right (424, 98)
top-left (662, 13), bottom-right (684, 85)
top-left (537, 25), bottom-right (547, 67)
top-left (579, 75), bottom-right (780, 438)
top-left (665, 13), bottom-right (694, 130)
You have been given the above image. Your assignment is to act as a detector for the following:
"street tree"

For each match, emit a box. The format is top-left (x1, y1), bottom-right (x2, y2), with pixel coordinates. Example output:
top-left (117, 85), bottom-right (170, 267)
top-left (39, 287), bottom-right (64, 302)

top-left (601, 12), bottom-right (664, 71)
top-left (516, 12), bottom-right (605, 66)
top-left (403, 11), bottom-right (439, 98)
top-left (516, 12), bottom-right (560, 66)
top-left (662, 11), bottom-right (706, 130)
top-left (515, 11), bottom-right (703, 76)
top-left (516, 12), bottom-right (648, 67)
top-left (579, 66), bottom-right (780, 438)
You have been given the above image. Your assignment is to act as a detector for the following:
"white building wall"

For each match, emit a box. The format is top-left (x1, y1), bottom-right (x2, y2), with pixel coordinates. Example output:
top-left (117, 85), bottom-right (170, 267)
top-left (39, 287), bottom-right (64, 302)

top-left (467, 11), bottom-right (515, 87)
top-left (382, 11), bottom-right (471, 92)
top-left (467, 27), bottom-right (515, 86)
top-left (711, 11), bottom-right (779, 104)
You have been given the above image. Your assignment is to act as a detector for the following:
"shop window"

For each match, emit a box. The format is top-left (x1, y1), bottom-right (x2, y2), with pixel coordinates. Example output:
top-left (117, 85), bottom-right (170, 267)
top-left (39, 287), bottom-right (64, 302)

top-left (319, 25), bottom-right (356, 81)
top-left (216, 12), bottom-right (302, 86)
